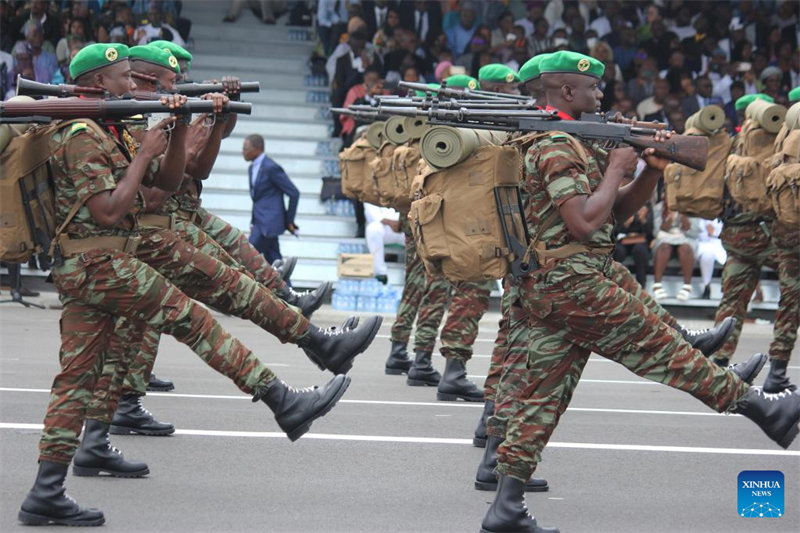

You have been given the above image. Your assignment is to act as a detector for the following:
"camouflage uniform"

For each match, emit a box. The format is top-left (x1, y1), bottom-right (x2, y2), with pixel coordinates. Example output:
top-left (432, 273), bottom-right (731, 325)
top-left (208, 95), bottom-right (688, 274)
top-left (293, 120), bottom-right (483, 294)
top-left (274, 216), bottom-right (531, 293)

top-left (769, 222), bottom-right (799, 362)
top-left (440, 280), bottom-right (493, 362)
top-left (412, 271), bottom-right (450, 353)
top-left (41, 122), bottom-right (277, 464)
top-left (493, 134), bottom-right (749, 482)
top-left (390, 217), bottom-right (427, 345)
top-left (713, 214), bottom-right (779, 360)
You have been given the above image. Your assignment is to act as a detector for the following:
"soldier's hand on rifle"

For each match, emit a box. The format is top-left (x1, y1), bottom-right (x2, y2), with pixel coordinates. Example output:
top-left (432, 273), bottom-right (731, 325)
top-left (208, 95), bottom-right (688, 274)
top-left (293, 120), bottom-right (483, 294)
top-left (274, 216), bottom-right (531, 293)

top-left (221, 76), bottom-right (241, 100)
top-left (140, 117), bottom-right (175, 157)
top-left (200, 92), bottom-right (229, 114)
top-left (641, 129), bottom-right (672, 171)
top-left (608, 145), bottom-right (638, 178)
top-left (159, 94), bottom-right (187, 110)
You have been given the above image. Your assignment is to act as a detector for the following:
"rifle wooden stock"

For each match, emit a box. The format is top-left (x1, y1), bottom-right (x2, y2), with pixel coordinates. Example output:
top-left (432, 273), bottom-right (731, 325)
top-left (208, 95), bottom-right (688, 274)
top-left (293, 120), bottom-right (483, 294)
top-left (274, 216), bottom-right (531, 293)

top-left (0, 97), bottom-right (252, 120)
top-left (622, 133), bottom-right (708, 171)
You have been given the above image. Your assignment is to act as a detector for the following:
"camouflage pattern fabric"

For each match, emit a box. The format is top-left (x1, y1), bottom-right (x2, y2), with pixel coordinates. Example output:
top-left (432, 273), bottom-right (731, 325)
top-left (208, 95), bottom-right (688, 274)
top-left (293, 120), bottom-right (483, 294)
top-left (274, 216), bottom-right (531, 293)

top-left (484, 278), bottom-right (514, 402)
top-left (714, 221), bottom-right (779, 360)
top-left (412, 271), bottom-right (451, 353)
top-left (492, 135), bottom-right (749, 483)
top-left (390, 221), bottom-right (427, 344)
top-left (439, 280), bottom-right (493, 362)
top-left (769, 222), bottom-right (799, 362)
top-left (197, 206), bottom-right (285, 292)
top-left (41, 250), bottom-right (277, 464)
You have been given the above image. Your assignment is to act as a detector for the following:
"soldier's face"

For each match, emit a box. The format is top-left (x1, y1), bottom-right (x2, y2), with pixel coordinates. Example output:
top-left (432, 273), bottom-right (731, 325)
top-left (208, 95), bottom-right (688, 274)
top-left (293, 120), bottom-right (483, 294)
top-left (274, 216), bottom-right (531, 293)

top-left (156, 67), bottom-right (177, 91)
top-left (99, 60), bottom-right (136, 96)
top-left (570, 75), bottom-right (602, 115)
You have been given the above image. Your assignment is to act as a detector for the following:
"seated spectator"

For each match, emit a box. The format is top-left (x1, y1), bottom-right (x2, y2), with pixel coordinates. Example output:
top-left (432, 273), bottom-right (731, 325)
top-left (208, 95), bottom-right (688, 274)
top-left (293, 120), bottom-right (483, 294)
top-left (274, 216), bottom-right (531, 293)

top-left (759, 65), bottom-right (783, 101)
top-left (651, 201), bottom-right (698, 301)
top-left (433, 59), bottom-right (452, 83)
top-left (668, 6), bottom-right (696, 42)
top-left (489, 10), bottom-right (516, 63)
top-left (612, 22), bottom-right (638, 76)
top-left (637, 77), bottom-right (670, 122)
top-left (137, 2), bottom-right (185, 46)
top-left (590, 40), bottom-right (623, 83)
top-left (364, 203), bottom-right (404, 285)
top-left (223, 0), bottom-right (287, 25)
top-left (384, 29), bottom-right (430, 81)
top-left (506, 36), bottom-right (529, 72)
top-left (724, 80), bottom-right (746, 130)
top-left (626, 57), bottom-right (658, 106)
top-left (399, 0), bottom-right (442, 44)
top-left (526, 17), bottom-right (550, 56)
top-left (339, 67), bottom-right (384, 140)
top-left (514, 4), bottom-right (541, 38)
top-left (454, 24), bottom-right (490, 71)
top-left (445, 2), bottom-right (477, 57)
top-left (326, 16), bottom-right (371, 82)
top-left (317, 0), bottom-right (349, 56)
top-left (331, 27), bottom-right (383, 137)
top-left (1, 48), bottom-right (14, 100)
top-left (612, 202), bottom-right (654, 288)
top-left (667, 109), bottom-right (686, 133)
top-left (56, 18), bottom-right (89, 70)
top-left (17, 21), bottom-right (59, 85)
top-left (372, 6), bottom-right (401, 56)
top-left (18, 0), bottom-right (60, 49)
top-left (681, 76), bottom-right (722, 117)
top-left (696, 219), bottom-right (726, 300)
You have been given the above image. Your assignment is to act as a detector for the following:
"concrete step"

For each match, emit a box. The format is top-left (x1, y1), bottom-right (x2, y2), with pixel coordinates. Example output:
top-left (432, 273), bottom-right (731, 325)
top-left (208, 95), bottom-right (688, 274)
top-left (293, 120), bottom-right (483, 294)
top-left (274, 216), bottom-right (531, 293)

top-left (213, 155), bottom-right (323, 176)
top-left (200, 190), bottom-right (329, 216)
top-left (190, 69), bottom-right (317, 91)
top-left (237, 89), bottom-right (329, 106)
top-left (221, 137), bottom-right (317, 156)
top-left (206, 173), bottom-right (324, 195)
top-left (230, 117), bottom-right (330, 138)
top-left (189, 54), bottom-right (309, 75)
top-left (208, 211), bottom-right (357, 238)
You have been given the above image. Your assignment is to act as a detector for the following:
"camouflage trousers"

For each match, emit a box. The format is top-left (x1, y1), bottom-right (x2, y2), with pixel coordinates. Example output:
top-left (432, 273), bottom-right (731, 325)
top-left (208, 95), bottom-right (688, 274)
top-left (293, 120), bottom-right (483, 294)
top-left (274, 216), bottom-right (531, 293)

top-left (493, 253), bottom-right (748, 482)
top-left (196, 206), bottom-right (285, 292)
top-left (390, 234), bottom-right (427, 345)
top-left (84, 227), bottom-right (309, 424)
top-left (769, 223), bottom-right (799, 361)
top-left (439, 280), bottom-right (493, 362)
top-left (714, 223), bottom-right (779, 361)
top-left (484, 261), bottom-right (678, 404)
top-left (41, 249), bottom-right (277, 464)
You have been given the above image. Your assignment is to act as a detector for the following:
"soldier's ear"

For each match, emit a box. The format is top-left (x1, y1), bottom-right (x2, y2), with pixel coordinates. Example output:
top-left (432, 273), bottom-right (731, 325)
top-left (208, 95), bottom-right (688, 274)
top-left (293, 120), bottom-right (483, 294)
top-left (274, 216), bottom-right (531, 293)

top-left (561, 83), bottom-right (574, 102)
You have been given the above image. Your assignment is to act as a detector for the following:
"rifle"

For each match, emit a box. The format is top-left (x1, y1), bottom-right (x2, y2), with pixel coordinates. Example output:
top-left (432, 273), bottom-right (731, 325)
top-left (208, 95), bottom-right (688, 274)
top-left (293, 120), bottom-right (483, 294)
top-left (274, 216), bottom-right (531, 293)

top-left (17, 77), bottom-right (261, 99)
top-left (0, 97), bottom-right (252, 121)
top-left (333, 105), bottom-right (708, 171)
top-left (399, 80), bottom-right (530, 102)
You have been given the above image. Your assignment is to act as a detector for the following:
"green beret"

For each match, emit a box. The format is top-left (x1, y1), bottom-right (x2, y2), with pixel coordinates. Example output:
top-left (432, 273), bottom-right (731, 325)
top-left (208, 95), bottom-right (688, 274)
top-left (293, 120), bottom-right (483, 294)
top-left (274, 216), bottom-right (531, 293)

top-left (69, 43), bottom-right (129, 79)
top-left (427, 83), bottom-right (440, 90)
top-left (149, 40), bottom-right (192, 69)
top-left (539, 51), bottom-right (604, 79)
top-left (129, 45), bottom-right (180, 74)
top-left (478, 63), bottom-right (520, 84)
top-left (445, 74), bottom-right (479, 90)
top-left (734, 93), bottom-right (774, 111)
top-left (518, 53), bottom-right (551, 83)
top-left (789, 86), bottom-right (800, 103)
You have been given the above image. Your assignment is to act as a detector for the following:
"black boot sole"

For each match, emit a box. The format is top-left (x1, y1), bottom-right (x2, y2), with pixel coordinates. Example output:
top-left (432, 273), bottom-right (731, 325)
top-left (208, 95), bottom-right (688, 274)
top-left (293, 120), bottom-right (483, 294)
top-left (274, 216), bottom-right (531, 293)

top-left (18, 510), bottom-right (105, 526)
top-left (475, 478), bottom-right (550, 492)
top-left (328, 316), bottom-right (383, 374)
top-left (109, 425), bottom-right (175, 436)
top-left (73, 465), bottom-right (150, 478)
top-left (763, 382), bottom-right (799, 394)
top-left (437, 391), bottom-right (484, 402)
top-left (146, 384), bottom-right (175, 392)
top-left (473, 435), bottom-right (487, 448)
top-left (285, 375), bottom-right (351, 442)
top-left (775, 409), bottom-right (800, 449)
top-left (385, 364), bottom-right (411, 375)
top-left (406, 377), bottom-right (440, 386)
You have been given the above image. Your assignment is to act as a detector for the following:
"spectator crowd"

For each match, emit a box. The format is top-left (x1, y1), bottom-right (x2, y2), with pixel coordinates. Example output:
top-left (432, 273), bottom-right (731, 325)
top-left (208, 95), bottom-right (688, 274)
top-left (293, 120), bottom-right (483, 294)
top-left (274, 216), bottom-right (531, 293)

top-left (1, 0), bottom-right (191, 99)
top-left (321, 0), bottom-right (798, 299)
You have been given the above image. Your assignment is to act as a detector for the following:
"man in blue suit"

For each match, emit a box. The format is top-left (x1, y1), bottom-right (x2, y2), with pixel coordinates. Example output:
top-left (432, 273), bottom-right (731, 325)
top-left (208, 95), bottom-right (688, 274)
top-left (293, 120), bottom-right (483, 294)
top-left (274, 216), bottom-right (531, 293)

top-left (243, 134), bottom-right (300, 263)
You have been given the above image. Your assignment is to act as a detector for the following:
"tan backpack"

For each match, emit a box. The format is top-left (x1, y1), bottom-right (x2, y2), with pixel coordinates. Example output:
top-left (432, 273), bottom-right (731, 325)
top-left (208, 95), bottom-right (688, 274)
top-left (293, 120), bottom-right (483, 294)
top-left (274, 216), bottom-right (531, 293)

top-left (385, 141), bottom-right (421, 212)
top-left (0, 119), bottom-right (105, 267)
top-left (365, 142), bottom-right (397, 206)
top-left (664, 129), bottom-right (731, 219)
top-left (765, 128), bottom-right (800, 227)
top-left (408, 144), bottom-right (525, 281)
top-left (725, 120), bottom-right (776, 215)
top-left (339, 137), bottom-right (378, 201)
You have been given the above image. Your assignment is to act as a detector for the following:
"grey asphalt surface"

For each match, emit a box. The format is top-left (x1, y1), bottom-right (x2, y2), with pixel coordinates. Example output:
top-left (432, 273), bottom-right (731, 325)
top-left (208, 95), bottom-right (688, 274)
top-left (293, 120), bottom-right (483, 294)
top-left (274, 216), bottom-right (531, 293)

top-left (1, 301), bottom-right (798, 533)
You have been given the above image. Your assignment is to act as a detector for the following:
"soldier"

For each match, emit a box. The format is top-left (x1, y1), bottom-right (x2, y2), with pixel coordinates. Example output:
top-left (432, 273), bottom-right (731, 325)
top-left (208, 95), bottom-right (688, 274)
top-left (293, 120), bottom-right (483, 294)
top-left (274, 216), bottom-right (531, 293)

top-left (712, 94), bottom-right (796, 393)
top-left (18, 43), bottom-right (356, 527)
top-left (478, 63), bottom-right (521, 95)
top-left (149, 39), bottom-right (192, 82)
top-left (480, 51), bottom-right (800, 533)
top-left (474, 55), bottom-right (736, 496)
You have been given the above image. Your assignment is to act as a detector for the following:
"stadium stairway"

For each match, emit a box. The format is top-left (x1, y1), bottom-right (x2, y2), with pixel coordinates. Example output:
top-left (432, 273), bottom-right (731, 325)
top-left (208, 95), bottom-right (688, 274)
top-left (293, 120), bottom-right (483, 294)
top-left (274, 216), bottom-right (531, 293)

top-left (184, 3), bottom-right (406, 289)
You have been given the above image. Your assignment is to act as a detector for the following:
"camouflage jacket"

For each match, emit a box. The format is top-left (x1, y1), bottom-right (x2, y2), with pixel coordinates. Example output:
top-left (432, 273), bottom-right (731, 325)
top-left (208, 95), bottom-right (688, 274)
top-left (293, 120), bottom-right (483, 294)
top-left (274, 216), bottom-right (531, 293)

top-left (50, 120), bottom-right (159, 239)
top-left (523, 134), bottom-right (614, 251)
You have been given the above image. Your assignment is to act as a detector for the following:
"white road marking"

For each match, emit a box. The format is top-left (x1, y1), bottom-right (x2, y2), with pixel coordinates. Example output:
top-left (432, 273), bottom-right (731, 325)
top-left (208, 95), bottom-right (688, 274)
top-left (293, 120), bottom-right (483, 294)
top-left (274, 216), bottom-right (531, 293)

top-left (1, 423), bottom-right (796, 456)
top-left (0, 387), bottom-right (736, 416)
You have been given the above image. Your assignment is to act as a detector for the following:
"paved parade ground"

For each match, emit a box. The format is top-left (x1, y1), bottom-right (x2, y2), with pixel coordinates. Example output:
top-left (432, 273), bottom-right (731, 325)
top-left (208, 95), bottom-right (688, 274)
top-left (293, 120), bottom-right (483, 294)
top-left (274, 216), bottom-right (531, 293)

top-left (1, 302), bottom-right (798, 532)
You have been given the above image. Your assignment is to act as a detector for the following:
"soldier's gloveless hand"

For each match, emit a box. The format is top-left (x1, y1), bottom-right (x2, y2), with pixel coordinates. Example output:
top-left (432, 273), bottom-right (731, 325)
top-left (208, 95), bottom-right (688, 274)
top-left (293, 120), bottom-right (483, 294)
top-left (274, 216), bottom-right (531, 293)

top-left (607, 145), bottom-right (638, 177)
top-left (140, 117), bottom-right (175, 157)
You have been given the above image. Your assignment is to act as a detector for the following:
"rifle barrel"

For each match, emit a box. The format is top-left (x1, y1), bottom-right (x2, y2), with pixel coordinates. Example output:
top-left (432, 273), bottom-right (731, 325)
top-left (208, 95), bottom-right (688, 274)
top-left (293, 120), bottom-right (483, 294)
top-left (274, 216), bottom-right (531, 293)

top-left (0, 98), bottom-right (252, 119)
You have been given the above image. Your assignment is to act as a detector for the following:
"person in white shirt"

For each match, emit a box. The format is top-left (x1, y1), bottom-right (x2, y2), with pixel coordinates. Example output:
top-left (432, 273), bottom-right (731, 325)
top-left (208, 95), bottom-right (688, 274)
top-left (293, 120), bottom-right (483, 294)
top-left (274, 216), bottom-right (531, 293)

top-left (136, 3), bottom-right (185, 46)
top-left (364, 203), bottom-right (404, 283)
top-left (696, 219), bottom-right (726, 300)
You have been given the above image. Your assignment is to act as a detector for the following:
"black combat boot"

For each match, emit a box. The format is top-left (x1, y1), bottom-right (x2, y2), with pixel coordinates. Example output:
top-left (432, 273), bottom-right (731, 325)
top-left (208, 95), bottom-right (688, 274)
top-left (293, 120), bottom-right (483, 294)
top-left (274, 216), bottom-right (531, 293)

top-left (147, 372), bottom-right (174, 392)
top-left (73, 419), bottom-right (149, 478)
top-left (254, 374), bottom-right (351, 441)
top-left (298, 316), bottom-right (382, 374)
top-left (436, 357), bottom-right (483, 401)
top-left (385, 341), bottom-right (412, 375)
top-left (110, 394), bottom-right (175, 436)
top-left (677, 316), bottom-right (736, 356)
top-left (18, 461), bottom-right (105, 526)
top-left (763, 359), bottom-right (797, 393)
top-left (277, 281), bottom-right (332, 318)
top-left (475, 436), bottom-right (549, 492)
top-left (480, 475), bottom-right (559, 533)
top-left (406, 350), bottom-right (441, 386)
top-left (726, 353), bottom-right (768, 385)
top-left (473, 400), bottom-right (494, 447)
top-left (272, 256), bottom-right (297, 283)
top-left (733, 387), bottom-right (800, 449)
